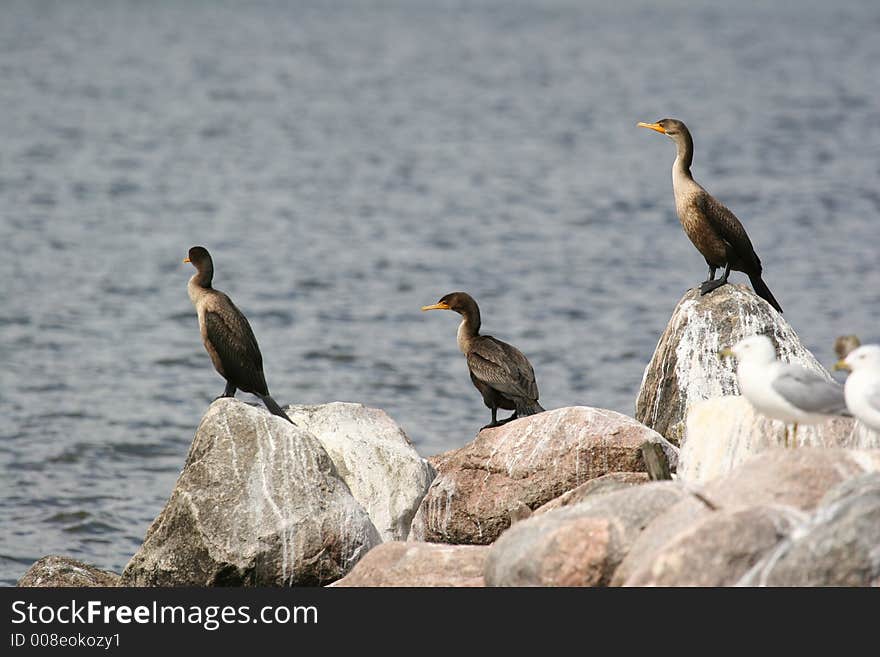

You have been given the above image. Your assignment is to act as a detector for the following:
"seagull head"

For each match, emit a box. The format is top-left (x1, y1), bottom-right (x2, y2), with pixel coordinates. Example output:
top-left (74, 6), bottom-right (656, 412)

top-left (720, 335), bottom-right (777, 365)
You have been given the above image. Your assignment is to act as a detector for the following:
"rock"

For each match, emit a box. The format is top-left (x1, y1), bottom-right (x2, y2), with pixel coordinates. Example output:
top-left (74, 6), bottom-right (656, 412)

top-left (819, 471), bottom-right (880, 508)
top-left (123, 399), bottom-right (381, 586)
top-left (611, 448), bottom-right (880, 585)
top-left (622, 505), bottom-right (805, 586)
top-left (740, 473), bottom-right (880, 586)
top-left (484, 482), bottom-right (685, 586)
top-left (635, 284), bottom-right (831, 445)
top-left (331, 542), bottom-right (489, 587)
top-left (18, 556), bottom-right (121, 587)
top-left (507, 501), bottom-right (534, 524)
top-left (428, 451), bottom-right (453, 472)
top-left (285, 402), bottom-right (435, 541)
top-left (610, 497), bottom-right (707, 586)
top-left (680, 396), bottom-right (880, 482)
top-left (533, 472), bottom-right (649, 515)
top-left (409, 406), bottom-right (674, 545)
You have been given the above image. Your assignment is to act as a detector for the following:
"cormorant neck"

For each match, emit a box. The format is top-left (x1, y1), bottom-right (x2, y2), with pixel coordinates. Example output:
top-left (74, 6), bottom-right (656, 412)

top-left (673, 130), bottom-right (694, 176)
top-left (461, 305), bottom-right (481, 336)
top-left (456, 307), bottom-right (481, 353)
top-left (192, 264), bottom-right (213, 289)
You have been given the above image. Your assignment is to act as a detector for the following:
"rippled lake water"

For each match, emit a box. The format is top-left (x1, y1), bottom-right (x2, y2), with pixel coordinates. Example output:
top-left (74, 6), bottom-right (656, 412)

top-left (2, 0), bottom-right (879, 584)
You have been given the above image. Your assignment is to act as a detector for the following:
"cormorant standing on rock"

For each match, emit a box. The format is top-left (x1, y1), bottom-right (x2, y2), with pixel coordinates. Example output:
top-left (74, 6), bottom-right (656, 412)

top-left (184, 246), bottom-right (294, 424)
top-left (422, 292), bottom-right (544, 430)
top-left (638, 118), bottom-right (782, 312)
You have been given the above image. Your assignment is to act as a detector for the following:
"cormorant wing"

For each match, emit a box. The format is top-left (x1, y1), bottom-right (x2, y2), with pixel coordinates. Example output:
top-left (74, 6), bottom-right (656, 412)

top-left (205, 295), bottom-right (269, 396)
top-left (771, 364), bottom-right (848, 415)
top-left (694, 191), bottom-right (762, 271)
top-left (466, 335), bottom-right (539, 402)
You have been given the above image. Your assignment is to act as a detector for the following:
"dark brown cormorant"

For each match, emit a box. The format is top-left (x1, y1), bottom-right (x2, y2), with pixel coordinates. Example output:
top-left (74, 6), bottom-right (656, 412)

top-left (422, 292), bottom-right (544, 430)
top-left (638, 118), bottom-right (782, 312)
top-left (834, 335), bottom-right (861, 361)
top-left (184, 246), bottom-right (294, 424)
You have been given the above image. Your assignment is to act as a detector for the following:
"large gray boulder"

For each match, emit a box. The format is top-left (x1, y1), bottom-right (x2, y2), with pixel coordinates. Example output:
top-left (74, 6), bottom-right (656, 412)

top-left (680, 396), bottom-right (880, 482)
top-left (123, 399), bottom-right (381, 586)
top-left (409, 407), bottom-right (675, 545)
top-left (484, 482), bottom-right (685, 586)
top-left (612, 448), bottom-right (880, 585)
top-left (18, 556), bottom-right (121, 587)
top-left (285, 402), bottom-right (435, 541)
top-left (622, 505), bottom-right (805, 586)
top-left (331, 542), bottom-right (489, 587)
top-left (740, 473), bottom-right (880, 586)
top-left (635, 284), bottom-right (829, 445)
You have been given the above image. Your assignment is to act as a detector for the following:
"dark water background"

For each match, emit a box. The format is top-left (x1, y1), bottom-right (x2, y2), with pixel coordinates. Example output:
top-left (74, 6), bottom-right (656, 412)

top-left (2, 0), bottom-right (879, 584)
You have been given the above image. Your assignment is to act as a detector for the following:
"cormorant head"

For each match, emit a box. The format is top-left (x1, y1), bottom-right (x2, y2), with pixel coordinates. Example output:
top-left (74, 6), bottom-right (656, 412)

top-left (637, 118), bottom-right (689, 140)
top-left (834, 335), bottom-right (862, 361)
top-left (183, 246), bottom-right (214, 286)
top-left (719, 335), bottom-right (777, 365)
top-left (421, 291), bottom-right (479, 318)
top-left (835, 344), bottom-right (880, 373)
top-left (183, 246), bottom-right (212, 270)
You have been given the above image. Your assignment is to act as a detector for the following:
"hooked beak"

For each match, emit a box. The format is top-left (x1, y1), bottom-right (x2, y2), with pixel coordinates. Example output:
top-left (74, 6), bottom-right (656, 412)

top-left (183, 257), bottom-right (191, 263)
top-left (421, 302), bottom-right (451, 312)
top-left (834, 359), bottom-right (851, 372)
top-left (719, 347), bottom-right (735, 359)
top-left (637, 121), bottom-right (667, 134)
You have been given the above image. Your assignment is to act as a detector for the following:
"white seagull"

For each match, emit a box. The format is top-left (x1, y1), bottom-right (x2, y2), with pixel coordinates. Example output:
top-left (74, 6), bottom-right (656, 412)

top-left (834, 344), bottom-right (880, 432)
top-left (721, 335), bottom-right (848, 446)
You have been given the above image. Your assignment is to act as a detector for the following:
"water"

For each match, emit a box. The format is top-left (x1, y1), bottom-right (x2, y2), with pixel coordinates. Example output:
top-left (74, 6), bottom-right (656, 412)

top-left (2, 0), bottom-right (879, 585)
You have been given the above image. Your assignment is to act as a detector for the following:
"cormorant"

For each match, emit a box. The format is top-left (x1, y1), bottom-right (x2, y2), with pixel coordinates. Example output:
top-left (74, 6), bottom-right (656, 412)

top-left (834, 335), bottom-right (861, 361)
top-left (422, 292), bottom-right (544, 430)
top-left (638, 118), bottom-right (782, 312)
top-left (184, 246), bottom-right (294, 424)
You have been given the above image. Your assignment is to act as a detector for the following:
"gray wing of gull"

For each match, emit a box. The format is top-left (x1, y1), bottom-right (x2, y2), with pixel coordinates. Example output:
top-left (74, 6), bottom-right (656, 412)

top-left (771, 364), bottom-right (848, 416)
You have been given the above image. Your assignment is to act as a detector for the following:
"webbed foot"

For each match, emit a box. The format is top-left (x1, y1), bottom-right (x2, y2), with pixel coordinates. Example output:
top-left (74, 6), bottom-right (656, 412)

top-left (480, 413), bottom-right (518, 431)
top-left (700, 279), bottom-right (727, 295)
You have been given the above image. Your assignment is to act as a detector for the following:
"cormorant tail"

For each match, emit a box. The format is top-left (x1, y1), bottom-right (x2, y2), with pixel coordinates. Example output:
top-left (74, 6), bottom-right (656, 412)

top-left (748, 274), bottom-right (782, 313)
top-left (259, 394), bottom-right (296, 425)
top-left (516, 400), bottom-right (545, 417)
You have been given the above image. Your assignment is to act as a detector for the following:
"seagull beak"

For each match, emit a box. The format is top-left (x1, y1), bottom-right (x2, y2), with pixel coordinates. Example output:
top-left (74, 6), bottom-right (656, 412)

top-left (834, 359), bottom-right (851, 372)
top-left (421, 302), bottom-right (451, 312)
top-left (719, 347), bottom-right (735, 359)
top-left (637, 121), bottom-right (667, 134)
top-left (183, 257), bottom-right (191, 263)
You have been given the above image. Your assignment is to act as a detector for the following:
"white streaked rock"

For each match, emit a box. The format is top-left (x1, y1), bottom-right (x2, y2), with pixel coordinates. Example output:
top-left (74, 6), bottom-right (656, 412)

top-left (123, 398), bottom-right (380, 586)
top-left (680, 396), bottom-right (880, 482)
top-left (636, 284), bottom-right (830, 445)
top-left (285, 402), bottom-right (435, 542)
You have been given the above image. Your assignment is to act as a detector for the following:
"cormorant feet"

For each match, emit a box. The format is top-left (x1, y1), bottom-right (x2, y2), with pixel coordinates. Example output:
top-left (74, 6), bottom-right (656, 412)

top-left (699, 279), bottom-right (728, 295)
top-left (480, 413), bottom-right (518, 431)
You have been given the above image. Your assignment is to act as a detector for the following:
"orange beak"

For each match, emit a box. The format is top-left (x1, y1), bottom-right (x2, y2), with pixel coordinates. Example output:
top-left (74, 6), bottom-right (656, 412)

top-left (637, 121), bottom-right (667, 134)
top-left (421, 302), bottom-right (451, 312)
top-left (183, 257), bottom-right (191, 263)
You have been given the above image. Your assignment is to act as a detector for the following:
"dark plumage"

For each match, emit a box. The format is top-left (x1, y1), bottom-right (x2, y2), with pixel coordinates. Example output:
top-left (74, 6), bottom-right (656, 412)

top-left (638, 118), bottom-right (782, 312)
top-left (184, 246), bottom-right (294, 424)
top-left (422, 292), bottom-right (544, 430)
top-left (834, 335), bottom-right (861, 361)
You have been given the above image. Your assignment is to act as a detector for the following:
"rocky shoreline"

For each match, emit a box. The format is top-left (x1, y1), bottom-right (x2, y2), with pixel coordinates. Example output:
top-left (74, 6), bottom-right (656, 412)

top-left (19, 285), bottom-right (880, 587)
